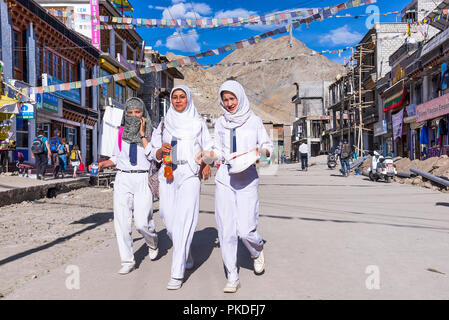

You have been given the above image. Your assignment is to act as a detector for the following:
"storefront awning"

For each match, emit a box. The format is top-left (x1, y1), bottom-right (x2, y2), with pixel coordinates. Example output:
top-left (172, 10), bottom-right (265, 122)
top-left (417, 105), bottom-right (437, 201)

top-left (0, 95), bottom-right (19, 113)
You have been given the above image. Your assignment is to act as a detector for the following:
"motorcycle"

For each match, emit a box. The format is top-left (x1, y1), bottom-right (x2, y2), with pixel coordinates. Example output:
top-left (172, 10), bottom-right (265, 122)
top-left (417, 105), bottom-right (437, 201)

top-left (369, 150), bottom-right (397, 183)
top-left (327, 149), bottom-right (339, 169)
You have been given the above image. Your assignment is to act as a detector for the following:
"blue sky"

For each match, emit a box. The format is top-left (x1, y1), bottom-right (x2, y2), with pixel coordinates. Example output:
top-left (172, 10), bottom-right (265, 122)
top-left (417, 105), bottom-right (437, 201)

top-left (128, 0), bottom-right (412, 65)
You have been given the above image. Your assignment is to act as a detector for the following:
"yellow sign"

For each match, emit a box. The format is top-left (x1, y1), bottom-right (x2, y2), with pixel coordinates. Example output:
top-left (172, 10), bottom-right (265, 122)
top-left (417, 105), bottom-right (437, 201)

top-left (393, 65), bottom-right (405, 85)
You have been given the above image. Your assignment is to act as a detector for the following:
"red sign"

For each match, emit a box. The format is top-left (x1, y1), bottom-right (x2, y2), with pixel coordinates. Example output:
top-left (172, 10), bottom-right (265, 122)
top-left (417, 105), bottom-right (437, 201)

top-left (416, 92), bottom-right (449, 122)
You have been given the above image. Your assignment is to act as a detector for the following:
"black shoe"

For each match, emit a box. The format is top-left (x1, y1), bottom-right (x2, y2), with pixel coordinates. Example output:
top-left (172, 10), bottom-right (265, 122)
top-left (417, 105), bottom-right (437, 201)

top-left (37, 176), bottom-right (41, 180)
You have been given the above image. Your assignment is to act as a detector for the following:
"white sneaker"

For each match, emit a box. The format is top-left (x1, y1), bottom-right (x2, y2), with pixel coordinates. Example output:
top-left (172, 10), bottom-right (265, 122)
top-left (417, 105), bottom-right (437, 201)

top-left (253, 250), bottom-right (265, 274)
top-left (148, 246), bottom-right (159, 260)
top-left (167, 278), bottom-right (183, 290)
top-left (186, 251), bottom-right (194, 270)
top-left (223, 280), bottom-right (241, 293)
top-left (118, 264), bottom-right (135, 275)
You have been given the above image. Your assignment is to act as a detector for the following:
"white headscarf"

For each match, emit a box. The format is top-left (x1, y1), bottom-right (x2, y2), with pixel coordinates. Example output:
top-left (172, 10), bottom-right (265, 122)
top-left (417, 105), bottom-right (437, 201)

top-left (219, 80), bottom-right (253, 129)
top-left (164, 85), bottom-right (202, 140)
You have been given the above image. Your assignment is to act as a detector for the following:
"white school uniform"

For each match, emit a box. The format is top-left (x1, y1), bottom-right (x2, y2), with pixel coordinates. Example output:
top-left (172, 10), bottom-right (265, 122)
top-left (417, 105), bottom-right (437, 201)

top-left (110, 140), bottom-right (158, 267)
top-left (213, 81), bottom-right (273, 282)
top-left (151, 119), bottom-right (213, 279)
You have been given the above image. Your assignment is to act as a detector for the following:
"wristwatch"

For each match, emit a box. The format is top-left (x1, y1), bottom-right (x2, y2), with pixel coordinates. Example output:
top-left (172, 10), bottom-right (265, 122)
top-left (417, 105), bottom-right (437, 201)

top-left (140, 135), bottom-right (146, 139)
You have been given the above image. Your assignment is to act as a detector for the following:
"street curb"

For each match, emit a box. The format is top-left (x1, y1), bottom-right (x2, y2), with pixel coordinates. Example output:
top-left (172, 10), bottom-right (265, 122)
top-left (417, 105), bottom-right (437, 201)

top-left (0, 178), bottom-right (91, 207)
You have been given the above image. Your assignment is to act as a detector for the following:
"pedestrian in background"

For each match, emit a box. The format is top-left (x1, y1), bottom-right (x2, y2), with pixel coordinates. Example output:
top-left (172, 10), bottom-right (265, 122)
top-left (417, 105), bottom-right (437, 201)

top-left (58, 138), bottom-right (70, 178)
top-left (340, 139), bottom-right (351, 177)
top-left (70, 145), bottom-right (82, 178)
top-left (31, 130), bottom-right (51, 180)
top-left (49, 130), bottom-right (62, 179)
top-left (299, 139), bottom-right (308, 171)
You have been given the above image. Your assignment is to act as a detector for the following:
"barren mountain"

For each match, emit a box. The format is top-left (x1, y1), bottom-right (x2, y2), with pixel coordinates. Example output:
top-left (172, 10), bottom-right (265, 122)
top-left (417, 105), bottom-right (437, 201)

top-left (167, 36), bottom-right (345, 124)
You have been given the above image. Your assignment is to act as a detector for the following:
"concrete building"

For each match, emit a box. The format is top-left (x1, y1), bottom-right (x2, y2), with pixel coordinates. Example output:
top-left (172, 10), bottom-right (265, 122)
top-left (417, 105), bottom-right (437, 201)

top-left (34, 0), bottom-right (147, 160)
top-left (291, 81), bottom-right (331, 159)
top-left (1, 0), bottom-right (100, 165)
top-left (327, 1), bottom-right (435, 156)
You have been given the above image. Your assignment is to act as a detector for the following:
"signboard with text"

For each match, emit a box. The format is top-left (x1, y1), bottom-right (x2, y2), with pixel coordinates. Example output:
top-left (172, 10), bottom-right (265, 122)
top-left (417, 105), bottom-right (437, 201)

top-left (416, 92), bottom-right (449, 122)
top-left (43, 74), bottom-right (81, 105)
top-left (90, 0), bottom-right (101, 50)
top-left (36, 92), bottom-right (59, 113)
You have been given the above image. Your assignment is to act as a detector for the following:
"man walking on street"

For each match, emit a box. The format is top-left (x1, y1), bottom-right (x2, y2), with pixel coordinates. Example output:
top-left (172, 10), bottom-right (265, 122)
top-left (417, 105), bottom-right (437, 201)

top-left (31, 130), bottom-right (51, 180)
top-left (299, 139), bottom-right (308, 171)
top-left (49, 131), bottom-right (62, 178)
top-left (340, 139), bottom-right (351, 177)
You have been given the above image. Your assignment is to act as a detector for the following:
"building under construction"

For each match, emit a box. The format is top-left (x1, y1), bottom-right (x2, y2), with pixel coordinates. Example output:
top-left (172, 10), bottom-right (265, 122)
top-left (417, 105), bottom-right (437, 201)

top-left (327, 21), bottom-right (426, 156)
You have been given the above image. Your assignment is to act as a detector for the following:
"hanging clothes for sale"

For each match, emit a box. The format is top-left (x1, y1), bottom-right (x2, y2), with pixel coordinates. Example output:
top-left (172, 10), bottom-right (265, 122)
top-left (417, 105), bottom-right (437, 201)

top-left (420, 124), bottom-right (429, 145)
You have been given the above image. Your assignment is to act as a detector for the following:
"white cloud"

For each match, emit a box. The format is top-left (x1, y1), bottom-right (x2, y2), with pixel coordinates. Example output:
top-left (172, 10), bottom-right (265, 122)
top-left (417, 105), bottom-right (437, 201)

top-left (166, 29), bottom-right (201, 52)
top-left (148, 5), bottom-right (166, 10)
top-left (162, 2), bottom-right (211, 20)
top-left (319, 25), bottom-right (362, 46)
top-left (155, 40), bottom-right (163, 47)
top-left (214, 8), bottom-right (257, 19)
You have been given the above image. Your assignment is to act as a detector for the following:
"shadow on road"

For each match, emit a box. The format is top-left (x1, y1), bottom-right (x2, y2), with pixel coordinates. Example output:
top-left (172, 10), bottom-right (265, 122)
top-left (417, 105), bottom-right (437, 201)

top-left (0, 211), bottom-right (113, 267)
top-left (134, 229), bottom-right (172, 268)
top-left (184, 227), bottom-right (219, 283)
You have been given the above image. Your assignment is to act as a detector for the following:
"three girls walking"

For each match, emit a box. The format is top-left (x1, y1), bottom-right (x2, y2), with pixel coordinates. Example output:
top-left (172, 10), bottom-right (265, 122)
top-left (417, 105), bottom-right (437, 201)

top-left (93, 80), bottom-right (272, 293)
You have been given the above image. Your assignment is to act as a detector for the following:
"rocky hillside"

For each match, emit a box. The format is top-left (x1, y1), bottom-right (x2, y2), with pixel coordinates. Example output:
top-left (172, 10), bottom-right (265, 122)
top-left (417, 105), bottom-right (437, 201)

top-left (167, 36), bottom-right (345, 124)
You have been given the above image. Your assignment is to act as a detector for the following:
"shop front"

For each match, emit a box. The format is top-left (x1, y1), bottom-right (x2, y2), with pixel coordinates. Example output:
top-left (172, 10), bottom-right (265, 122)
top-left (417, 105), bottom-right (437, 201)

top-left (416, 92), bottom-right (449, 159)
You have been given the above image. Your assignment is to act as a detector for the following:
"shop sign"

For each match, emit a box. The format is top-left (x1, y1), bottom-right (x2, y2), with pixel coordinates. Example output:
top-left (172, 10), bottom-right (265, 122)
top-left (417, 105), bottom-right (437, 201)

top-left (374, 120), bottom-right (388, 137)
top-left (43, 74), bottom-right (81, 105)
top-left (36, 93), bottom-right (59, 113)
top-left (406, 104), bottom-right (416, 117)
top-left (90, 0), bottom-right (101, 50)
top-left (416, 92), bottom-right (449, 122)
top-left (17, 103), bottom-right (34, 119)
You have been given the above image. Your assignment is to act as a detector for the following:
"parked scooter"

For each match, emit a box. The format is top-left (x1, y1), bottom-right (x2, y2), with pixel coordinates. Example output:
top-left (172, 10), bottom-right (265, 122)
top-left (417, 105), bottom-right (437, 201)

top-left (327, 149), bottom-right (339, 169)
top-left (369, 150), bottom-right (397, 183)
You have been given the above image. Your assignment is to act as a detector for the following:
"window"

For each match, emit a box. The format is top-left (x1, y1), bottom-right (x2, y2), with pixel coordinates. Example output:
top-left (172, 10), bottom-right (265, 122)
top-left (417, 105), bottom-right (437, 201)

top-left (16, 119), bottom-right (29, 149)
top-left (65, 127), bottom-right (78, 148)
top-left (53, 55), bottom-right (61, 79)
top-left (36, 46), bottom-right (42, 79)
top-left (100, 69), bottom-right (111, 101)
top-left (43, 50), bottom-right (51, 75)
top-left (13, 30), bottom-right (23, 80)
top-left (62, 60), bottom-right (67, 82)
top-left (115, 83), bottom-right (125, 104)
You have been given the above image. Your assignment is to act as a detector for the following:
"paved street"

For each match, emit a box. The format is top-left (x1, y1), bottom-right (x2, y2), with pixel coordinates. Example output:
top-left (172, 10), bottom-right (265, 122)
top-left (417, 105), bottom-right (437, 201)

top-left (3, 162), bottom-right (449, 300)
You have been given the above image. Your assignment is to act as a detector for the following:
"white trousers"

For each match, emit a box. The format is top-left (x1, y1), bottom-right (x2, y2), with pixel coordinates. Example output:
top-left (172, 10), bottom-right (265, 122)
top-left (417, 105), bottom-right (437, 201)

top-left (215, 179), bottom-right (264, 282)
top-left (159, 175), bottom-right (200, 279)
top-left (113, 172), bottom-right (158, 267)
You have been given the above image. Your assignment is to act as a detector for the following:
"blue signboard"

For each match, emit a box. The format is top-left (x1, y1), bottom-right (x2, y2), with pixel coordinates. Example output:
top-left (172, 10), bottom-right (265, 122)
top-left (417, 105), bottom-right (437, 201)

top-left (17, 103), bottom-right (34, 119)
top-left (46, 75), bottom-right (81, 105)
top-left (36, 93), bottom-right (59, 113)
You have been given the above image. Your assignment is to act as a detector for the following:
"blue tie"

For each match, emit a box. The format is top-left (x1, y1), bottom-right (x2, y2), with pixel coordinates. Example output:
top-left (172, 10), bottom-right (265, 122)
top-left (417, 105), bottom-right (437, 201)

top-left (230, 129), bottom-right (237, 153)
top-left (129, 143), bottom-right (137, 166)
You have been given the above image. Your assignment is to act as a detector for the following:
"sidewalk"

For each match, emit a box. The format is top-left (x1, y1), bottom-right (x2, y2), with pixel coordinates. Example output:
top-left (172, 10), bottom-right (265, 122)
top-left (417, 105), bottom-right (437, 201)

top-left (0, 174), bottom-right (91, 207)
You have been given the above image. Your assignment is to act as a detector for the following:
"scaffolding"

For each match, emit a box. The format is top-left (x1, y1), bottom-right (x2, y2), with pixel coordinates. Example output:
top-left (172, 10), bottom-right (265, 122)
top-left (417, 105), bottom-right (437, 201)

top-left (340, 40), bottom-right (376, 157)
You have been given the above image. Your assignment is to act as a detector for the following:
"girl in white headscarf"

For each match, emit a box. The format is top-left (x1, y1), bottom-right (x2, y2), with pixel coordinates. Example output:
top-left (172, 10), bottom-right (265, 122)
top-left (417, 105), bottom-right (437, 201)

top-left (90, 97), bottom-right (158, 275)
top-left (151, 85), bottom-right (213, 290)
top-left (204, 80), bottom-right (273, 293)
